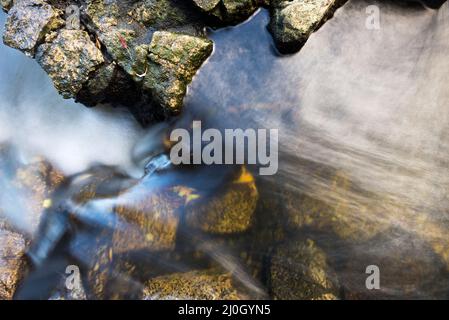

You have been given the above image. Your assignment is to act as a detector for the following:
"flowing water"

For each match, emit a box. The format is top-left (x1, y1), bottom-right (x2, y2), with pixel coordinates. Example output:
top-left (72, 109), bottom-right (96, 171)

top-left (2, 0), bottom-right (449, 299)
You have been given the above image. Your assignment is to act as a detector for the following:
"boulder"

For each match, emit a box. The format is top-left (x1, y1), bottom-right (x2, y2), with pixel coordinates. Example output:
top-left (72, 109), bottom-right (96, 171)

top-left (270, 238), bottom-right (340, 300)
top-left (269, 0), bottom-right (346, 53)
top-left (3, 0), bottom-right (64, 55)
top-left (36, 29), bottom-right (104, 98)
top-left (143, 31), bottom-right (213, 114)
top-left (185, 166), bottom-right (258, 234)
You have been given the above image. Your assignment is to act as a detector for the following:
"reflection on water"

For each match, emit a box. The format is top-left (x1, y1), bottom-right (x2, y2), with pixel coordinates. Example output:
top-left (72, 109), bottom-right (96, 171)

top-left (2, 0), bottom-right (449, 299)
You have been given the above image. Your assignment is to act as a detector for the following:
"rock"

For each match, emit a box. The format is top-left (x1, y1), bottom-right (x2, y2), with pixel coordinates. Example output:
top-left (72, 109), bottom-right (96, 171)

top-left (283, 171), bottom-right (388, 242)
top-left (36, 29), bottom-right (104, 98)
top-left (222, 0), bottom-right (259, 23)
top-left (0, 229), bottom-right (27, 300)
top-left (270, 238), bottom-right (339, 300)
top-left (185, 166), bottom-right (258, 234)
top-left (143, 31), bottom-right (213, 114)
top-left (13, 158), bottom-right (65, 232)
top-left (269, 0), bottom-right (346, 53)
top-left (143, 269), bottom-right (247, 299)
top-left (113, 186), bottom-right (184, 253)
top-left (129, 0), bottom-right (205, 33)
top-left (1, 0), bottom-right (13, 12)
top-left (340, 229), bottom-right (448, 299)
top-left (192, 0), bottom-right (259, 24)
top-left (3, 0), bottom-right (64, 55)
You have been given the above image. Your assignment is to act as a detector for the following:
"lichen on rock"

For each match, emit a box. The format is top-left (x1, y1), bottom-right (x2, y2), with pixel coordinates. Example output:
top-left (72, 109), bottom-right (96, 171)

top-left (269, 0), bottom-right (346, 53)
top-left (36, 29), bottom-right (104, 98)
top-left (185, 166), bottom-right (258, 234)
top-left (144, 31), bottom-right (213, 114)
top-left (113, 187), bottom-right (184, 253)
top-left (3, 0), bottom-right (64, 55)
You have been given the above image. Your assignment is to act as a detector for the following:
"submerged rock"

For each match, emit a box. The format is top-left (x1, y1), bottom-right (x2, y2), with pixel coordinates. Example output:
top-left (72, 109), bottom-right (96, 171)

top-left (113, 187), bottom-right (184, 253)
top-left (0, 229), bottom-right (26, 300)
top-left (3, 0), bottom-right (64, 55)
top-left (283, 171), bottom-right (388, 242)
top-left (36, 29), bottom-right (104, 98)
top-left (143, 268), bottom-right (246, 299)
top-left (185, 166), bottom-right (258, 234)
top-left (144, 31), bottom-right (213, 115)
top-left (13, 158), bottom-right (65, 232)
top-left (269, 0), bottom-right (346, 53)
top-left (340, 229), bottom-right (449, 299)
top-left (270, 238), bottom-right (339, 300)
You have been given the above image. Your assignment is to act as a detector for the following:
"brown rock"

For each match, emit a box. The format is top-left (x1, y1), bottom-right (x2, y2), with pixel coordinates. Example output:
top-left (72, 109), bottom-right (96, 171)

top-left (0, 229), bottom-right (26, 300)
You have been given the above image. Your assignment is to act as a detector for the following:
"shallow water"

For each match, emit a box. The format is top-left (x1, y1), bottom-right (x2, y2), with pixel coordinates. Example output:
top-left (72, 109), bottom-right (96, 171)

top-left (2, 0), bottom-right (449, 299)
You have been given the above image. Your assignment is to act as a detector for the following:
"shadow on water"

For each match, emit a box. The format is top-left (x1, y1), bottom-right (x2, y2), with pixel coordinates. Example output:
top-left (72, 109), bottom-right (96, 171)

top-left (3, 0), bottom-right (449, 299)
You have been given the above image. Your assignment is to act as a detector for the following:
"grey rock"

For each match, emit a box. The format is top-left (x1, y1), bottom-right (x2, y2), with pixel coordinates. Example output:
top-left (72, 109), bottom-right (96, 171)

top-left (36, 29), bottom-right (104, 98)
top-left (3, 0), bottom-right (64, 55)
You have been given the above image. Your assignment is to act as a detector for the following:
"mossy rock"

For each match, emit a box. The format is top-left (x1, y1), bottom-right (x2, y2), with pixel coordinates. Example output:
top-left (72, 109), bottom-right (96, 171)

top-left (270, 238), bottom-right (340, 300)
top-left (143, 31), bottom-right (213, 114)
top-left (36, 29), bottom-right (104, 98)
top-left (185, 166), bottom-right (258, 234)
top-left (3, 0), bottom-right (64, 55)
top-left (269, 0), bottom-right (346, 53)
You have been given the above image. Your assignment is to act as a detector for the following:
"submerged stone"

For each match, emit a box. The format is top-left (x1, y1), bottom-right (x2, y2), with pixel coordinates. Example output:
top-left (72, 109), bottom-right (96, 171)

top-left (0, 229), bottom-right (26, 300)
top-left (185, 166), bottom-right (258, 234)
top-left (13, 158), bottom-right (65, 232)
top-left (144, 31), bottom-right (213, 114)
top-left (270, 238), bottom-right (339, 300)
top-left (283, 171), bottom-right (388, 242)
top-left (143, 269), bottom-right (246, 299)
top-left (3, 0), bottom-right (64, 55)
top-left (113, 187), bottom-right (183, 253)
top-left (36, 29), bottom-right (104, 98)
top-left (269, 0), bottom-right (346, 53)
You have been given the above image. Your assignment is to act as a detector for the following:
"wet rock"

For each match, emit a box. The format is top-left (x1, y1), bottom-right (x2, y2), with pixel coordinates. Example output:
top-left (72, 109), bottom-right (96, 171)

top-left (185, 166), bottom-right (258, 234)
top-left (283, 172), bottom-right (388, 242)
top-left (143, 269), bottom-right (247, 299)
top-left (13, 158), bottom-right (65, 232)
top-left (130, 0), bottom-right (205, 33)
top-left (192, 0), bottom-right (259, 24)
top-left (143, 31), bottom-right (213, 114)
top-left (269, 238), bottom-right (340, 300)
top-left (36, 29), bottom-right (104, 98)
top-left (269, 0), bottom-right (346, 53)
top-left (113, 187), bottom-right (184, 253)
top-left (3, 0), bottom-right (64, 55)
top-left (0, 229), bottom-right (27, 300)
